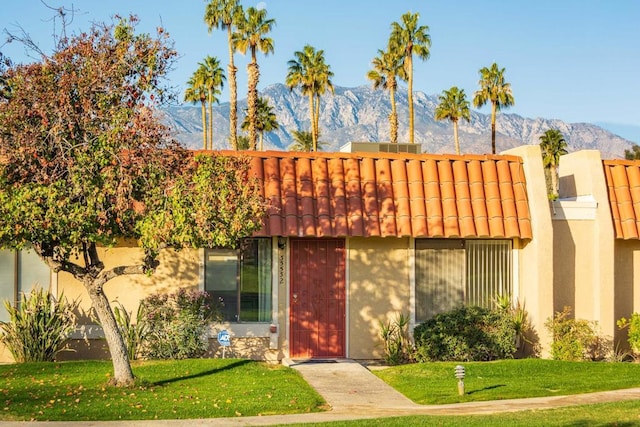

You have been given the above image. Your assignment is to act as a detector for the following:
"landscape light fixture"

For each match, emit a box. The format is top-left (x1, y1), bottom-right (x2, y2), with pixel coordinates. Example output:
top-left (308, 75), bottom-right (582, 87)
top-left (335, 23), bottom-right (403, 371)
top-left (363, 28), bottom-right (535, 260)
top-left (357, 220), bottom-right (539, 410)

top-left (455, 365), bottom-right (465, 396)
top-left (277, 237), bottom-right (286, 250)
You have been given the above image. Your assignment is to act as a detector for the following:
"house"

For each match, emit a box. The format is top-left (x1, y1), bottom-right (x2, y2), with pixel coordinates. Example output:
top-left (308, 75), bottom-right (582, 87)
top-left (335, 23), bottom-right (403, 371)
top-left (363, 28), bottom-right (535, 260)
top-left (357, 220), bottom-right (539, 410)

top-left (2, 144), bottom-right (637, 362)
top-left (552, 151), bottom-right (640, 345)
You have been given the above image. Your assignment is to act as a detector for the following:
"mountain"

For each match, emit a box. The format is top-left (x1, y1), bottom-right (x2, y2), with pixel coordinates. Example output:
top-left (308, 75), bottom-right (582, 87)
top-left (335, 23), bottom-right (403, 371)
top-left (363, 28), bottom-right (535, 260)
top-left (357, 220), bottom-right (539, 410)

top-left (165, 83), bottom-right (634, 159)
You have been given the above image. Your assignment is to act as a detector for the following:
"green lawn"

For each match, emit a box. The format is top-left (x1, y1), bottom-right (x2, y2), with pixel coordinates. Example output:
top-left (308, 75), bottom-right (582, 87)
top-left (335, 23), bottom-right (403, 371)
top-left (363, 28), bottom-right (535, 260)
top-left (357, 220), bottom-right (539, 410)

top-left (274, 400), bottom-right (640, 426)
top-left (2, 358), bottom-right (640, 423)
top-left (0, 358), bottom-right (325, 421)
top-left (374, 358), bottom-right (640, 404)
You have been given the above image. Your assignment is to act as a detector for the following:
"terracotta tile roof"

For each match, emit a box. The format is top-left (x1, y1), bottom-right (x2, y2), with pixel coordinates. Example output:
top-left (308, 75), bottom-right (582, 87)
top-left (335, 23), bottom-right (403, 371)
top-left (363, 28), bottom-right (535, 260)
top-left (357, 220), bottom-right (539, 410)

top-left (220, 150), bottom-right (532, 239)
top-left (603, 159), bottom-right (640, 239)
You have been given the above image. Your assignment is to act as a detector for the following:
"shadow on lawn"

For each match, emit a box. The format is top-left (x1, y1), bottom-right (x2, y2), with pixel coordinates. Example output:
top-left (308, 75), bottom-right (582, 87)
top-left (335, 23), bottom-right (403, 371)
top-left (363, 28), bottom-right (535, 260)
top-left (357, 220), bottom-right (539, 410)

top-left (152, 359), bottom-right (251, 386)
top-left (467, 384), bottom-right (506, 395)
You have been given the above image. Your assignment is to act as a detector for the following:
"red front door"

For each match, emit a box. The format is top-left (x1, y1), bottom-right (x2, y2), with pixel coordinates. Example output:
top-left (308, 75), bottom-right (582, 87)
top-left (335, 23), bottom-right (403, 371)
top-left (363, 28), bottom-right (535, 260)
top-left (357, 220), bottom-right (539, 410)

top-left (290, 239), bottom-right (346, 359)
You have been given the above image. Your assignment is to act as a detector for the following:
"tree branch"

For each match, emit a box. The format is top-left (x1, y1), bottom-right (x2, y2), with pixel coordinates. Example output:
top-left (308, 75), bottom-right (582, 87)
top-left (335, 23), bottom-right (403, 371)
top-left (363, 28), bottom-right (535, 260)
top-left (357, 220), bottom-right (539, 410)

top-left (87, 242), bottom-right (103, 270)
top-left (32, 244), bottom-right (86, 277)
top-left (95, 264), bottom-right (146, 288)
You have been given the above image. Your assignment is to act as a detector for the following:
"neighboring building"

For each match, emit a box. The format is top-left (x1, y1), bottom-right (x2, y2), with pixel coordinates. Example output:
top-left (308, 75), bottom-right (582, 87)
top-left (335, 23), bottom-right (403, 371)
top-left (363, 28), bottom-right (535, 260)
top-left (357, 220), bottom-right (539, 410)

top-left (553, 152), bottom-right (640, 346)
top-left (0, 145), bottom-right (637, 362)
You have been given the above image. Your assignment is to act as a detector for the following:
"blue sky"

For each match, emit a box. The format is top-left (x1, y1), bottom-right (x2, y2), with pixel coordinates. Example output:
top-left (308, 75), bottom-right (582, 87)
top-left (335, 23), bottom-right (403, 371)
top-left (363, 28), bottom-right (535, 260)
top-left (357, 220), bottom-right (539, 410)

top-left (1, 1), bottom-right (639, 140)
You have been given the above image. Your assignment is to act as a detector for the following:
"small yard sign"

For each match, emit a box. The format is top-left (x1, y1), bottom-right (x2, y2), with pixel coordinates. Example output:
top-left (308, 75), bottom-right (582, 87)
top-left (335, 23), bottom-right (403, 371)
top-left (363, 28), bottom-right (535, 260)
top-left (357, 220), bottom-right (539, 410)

top-left (218, 330), bottom-right (231, 346)
top-left (217, 329), bottom-right (231, 358)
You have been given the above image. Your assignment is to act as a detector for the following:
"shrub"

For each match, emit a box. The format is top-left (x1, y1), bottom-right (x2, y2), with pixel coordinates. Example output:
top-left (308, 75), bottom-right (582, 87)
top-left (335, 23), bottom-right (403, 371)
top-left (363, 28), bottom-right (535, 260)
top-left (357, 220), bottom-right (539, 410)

top-left (617, 312), bottom-right (640, 358)
top-left (0, 287), bottom-right (77, 362)
top-left (141, 289), bottom-right (218, 360)
top-left (496, 295), bottom-right (534, 355)
top-left (379, 312), bottom-right (413, 365)
top-left (545, 306), bottom-right (607, 361)
top-left (413, 305), bottom-right (517, 362)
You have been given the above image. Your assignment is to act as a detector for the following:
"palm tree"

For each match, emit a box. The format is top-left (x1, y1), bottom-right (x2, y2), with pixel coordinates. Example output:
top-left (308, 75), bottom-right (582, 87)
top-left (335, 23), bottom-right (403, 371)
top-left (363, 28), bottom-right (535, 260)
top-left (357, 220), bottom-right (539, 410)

top-left (473, 62), bottom-right (515, 154)
top-left (285, 45), bottom-right (334, 152)
top-left (311, 60), bottom-right (333, 149)
top-left (289, 130), bottom-right (325, 152)
top-left (625, 144), bottom-right (640, 160)
top-left (205, 0), bottom-right (243, 150)
top-left (367, 47), bottom-right (405, 144)
top-left (390, 12), bottom-right (431, 144)
top-left (434, 86), bottom-right (471, 155)
top-left (285, 47), bottom-right (314, 138)
top-left (539, 128), bottom-right (568, 199)
top-left (199, 56), bottom-right (226, 149)
top-left (242, 97), bottom-right (279, 150)
top-left (233, 6), bottom-right (275, 150)
top-left (184, 70), bottom-right (208, 149)
top-left (237, 134), bottom-right (251, 150)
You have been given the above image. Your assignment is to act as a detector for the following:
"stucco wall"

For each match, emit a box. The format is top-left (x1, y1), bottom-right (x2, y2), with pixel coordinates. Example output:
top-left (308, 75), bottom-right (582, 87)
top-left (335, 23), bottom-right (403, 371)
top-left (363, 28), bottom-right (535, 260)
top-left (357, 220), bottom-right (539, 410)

top-left (555, 150), bottom-right (616, 339)
top-left (504, 145), bottom-right (555, 356)
top-left (57, 242), bottom-right (202, 321)
top-left (347, 237), bottom-right (410, 359)
top-left (553, 220), bottom-right (596, 316)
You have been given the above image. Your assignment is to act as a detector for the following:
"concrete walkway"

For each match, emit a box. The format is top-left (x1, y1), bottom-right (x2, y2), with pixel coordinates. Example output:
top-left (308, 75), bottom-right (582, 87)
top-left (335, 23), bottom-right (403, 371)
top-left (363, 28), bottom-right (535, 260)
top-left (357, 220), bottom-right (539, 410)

top-left (4, 359), bottom-right (640, 426)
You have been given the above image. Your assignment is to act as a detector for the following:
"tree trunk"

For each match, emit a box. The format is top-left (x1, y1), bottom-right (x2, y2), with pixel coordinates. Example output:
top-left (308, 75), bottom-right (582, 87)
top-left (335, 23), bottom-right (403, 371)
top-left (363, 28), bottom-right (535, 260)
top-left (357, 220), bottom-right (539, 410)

top-left (247, 57), bottom-right (259, 151)
top-left (491, 102), bottom-right (497, 154)
top-left (551, 164), bottom-right (559, 199)
top-left (407, 55), bottom-right (414, 144)
top-left (208, 91), bottom-right (214, 150)
top-left (314, 94), bottom-right (321, 151)
top-left (389, 84), bottom-right (398, 144)
top-left (200, 100), bottom-right (207, 150)
top-left (259, 131), bottom-right (264, 151)
top-left (453, 120), bottom-right (460, 155)
top-left (227, 27), bottom-right (238, 150)
top-left (35, 243), bottom-right (142, 387)
top-left (85, 278), bottom-right (134, 386)
top-left (308, 93), bottom-right (316, 151)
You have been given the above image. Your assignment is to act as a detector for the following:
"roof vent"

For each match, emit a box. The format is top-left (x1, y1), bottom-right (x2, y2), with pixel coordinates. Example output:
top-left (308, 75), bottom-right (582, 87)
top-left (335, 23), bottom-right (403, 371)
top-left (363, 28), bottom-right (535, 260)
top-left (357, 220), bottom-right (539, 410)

top-left (340, 141), bottom-right (422, 154)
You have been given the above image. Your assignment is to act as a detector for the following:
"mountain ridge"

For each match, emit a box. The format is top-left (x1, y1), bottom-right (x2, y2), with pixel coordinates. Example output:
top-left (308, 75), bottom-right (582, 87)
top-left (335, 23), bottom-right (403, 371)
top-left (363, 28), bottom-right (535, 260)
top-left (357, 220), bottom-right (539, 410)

top-left (165, 83), bottom-right (634, 159)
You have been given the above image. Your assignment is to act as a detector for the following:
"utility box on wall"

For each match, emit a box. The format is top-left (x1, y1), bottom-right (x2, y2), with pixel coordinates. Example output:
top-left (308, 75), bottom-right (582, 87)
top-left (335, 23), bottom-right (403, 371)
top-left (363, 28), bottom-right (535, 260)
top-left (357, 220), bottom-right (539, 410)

top-left (340, 142), bottom-right (422, 154)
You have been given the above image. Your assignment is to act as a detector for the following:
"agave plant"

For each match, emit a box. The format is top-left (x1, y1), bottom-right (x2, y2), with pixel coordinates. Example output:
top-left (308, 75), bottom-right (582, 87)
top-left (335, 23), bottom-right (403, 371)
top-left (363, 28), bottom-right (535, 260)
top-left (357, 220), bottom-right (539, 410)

top-left (0, 287), bottom-right (78, 362)
top-left (112, 301), bottom-right (149, 361)
top-left (378, 312), bottom-right (412, 365)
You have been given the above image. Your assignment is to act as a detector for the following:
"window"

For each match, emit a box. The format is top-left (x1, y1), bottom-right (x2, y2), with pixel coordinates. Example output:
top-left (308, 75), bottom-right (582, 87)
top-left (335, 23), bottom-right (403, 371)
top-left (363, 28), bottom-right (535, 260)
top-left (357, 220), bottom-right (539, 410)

top-left (415, 239), bottom-right (512, 323)
top-left (204, 238), bottom-right (272, 322)
top-left (0, 249), bottom-right (51, 322)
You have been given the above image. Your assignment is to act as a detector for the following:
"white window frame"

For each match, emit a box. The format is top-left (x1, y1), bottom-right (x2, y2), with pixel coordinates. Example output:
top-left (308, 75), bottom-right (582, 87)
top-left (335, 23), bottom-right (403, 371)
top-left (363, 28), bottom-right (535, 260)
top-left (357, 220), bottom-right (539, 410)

top-left (199, 238), bottom-right (276, 339)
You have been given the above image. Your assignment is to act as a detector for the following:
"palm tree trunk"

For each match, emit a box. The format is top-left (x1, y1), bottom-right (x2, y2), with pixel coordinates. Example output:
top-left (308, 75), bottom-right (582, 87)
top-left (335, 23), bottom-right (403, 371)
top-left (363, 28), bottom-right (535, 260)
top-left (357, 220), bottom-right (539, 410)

top-left (208, 91), bottom-right (213, 150)
top-left (247, 57), bottom-right (259, 150)
top-left (314, 94), bottom-right (321, 151)
top-left (227, 27), bottom-right (238, 151)
top-left (200, 100), bottom-right (207, 150)
top-left (453, 120), bottom-right (460, 155)
top-left (259, 131), bottom-right (264, 151)
top-left (407, 55), bottom-right (414, 144)
top-left (389, 83), bottom-right (398, 144)
top-left (551, 164), bottom-right (559, 198)
top-left (85, 278), bottom-right (134, 386)
top-left (491, 102), bottom-right (497, 154)
top-left (308, 93), bottom-right (316, 151)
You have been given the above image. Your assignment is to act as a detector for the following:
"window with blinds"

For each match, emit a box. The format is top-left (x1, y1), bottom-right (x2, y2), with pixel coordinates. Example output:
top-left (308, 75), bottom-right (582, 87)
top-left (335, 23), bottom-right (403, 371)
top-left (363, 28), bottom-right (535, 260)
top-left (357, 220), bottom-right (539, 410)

top-left (415, 239), bottom-right (512, 322)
